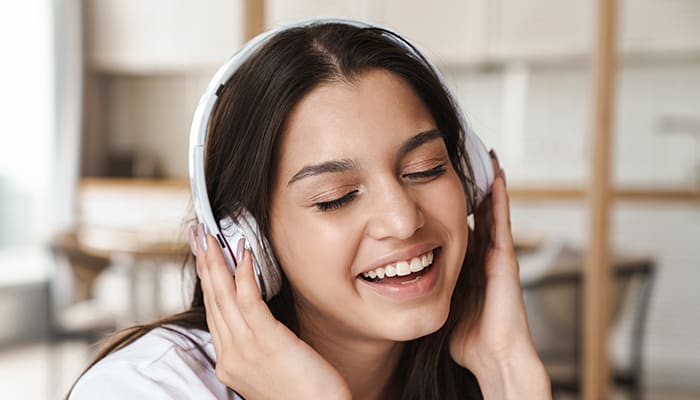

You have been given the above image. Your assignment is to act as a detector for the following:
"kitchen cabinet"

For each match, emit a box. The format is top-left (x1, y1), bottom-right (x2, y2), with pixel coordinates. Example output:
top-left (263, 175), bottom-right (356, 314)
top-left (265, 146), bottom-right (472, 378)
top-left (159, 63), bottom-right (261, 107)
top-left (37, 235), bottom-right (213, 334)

top-left (80, 0), bottom-right (700, 180)
top-left (85, 0), bottom-right (244, 73)
top-left (485, 0), bottom-right (594, 63)
top-left (265, 0), bottom-right (485, 66)
top-left (265, 0), bottom-right (374, 27)
top-left (81, 0), bottom-right (247, 178)
top-left (266, 0), bottom-right (700, 67)
top-left (374, 0), bottom-right (486, 66)
top-left (620, 0), bottom-right (700, 57)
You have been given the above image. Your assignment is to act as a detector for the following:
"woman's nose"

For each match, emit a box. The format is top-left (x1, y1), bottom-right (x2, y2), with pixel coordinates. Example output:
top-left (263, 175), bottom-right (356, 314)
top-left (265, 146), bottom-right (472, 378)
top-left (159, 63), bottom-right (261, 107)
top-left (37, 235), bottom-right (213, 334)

top-left (366, 181), bottom-right (425, 240)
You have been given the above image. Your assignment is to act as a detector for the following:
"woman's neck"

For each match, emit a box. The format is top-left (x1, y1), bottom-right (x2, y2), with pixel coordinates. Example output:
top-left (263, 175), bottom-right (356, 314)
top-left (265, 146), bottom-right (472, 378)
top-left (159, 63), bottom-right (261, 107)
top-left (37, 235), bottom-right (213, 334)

top-left (297, 316), bottom-right (405, 400)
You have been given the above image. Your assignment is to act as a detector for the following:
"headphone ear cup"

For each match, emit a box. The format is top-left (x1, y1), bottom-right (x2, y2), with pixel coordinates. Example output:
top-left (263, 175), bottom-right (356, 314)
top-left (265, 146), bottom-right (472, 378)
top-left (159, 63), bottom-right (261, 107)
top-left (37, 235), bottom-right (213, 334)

top-left (463, 125), bottom-right (495, 214)
top-left (220, 209), bottom-right (283, 300)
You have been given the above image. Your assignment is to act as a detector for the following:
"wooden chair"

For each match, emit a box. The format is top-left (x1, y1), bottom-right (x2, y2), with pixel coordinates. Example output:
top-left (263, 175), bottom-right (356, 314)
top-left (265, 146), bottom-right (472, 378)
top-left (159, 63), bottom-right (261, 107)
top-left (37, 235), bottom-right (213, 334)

top-left (47, 232), bottom-right (118, 344)
top-left (522, 256), bottom-right (656, 399)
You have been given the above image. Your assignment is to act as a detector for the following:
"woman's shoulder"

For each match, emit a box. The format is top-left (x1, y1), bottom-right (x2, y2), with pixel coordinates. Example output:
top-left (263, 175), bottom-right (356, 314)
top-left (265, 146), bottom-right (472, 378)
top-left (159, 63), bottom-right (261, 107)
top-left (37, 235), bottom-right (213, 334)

top-left (69, 325), bottom-right (238, 399)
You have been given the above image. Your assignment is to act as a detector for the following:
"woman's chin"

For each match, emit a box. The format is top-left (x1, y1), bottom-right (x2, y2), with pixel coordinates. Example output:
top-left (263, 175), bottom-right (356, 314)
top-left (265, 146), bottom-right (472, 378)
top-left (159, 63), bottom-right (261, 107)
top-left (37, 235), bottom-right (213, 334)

top-left (379, 308), bottom-right (450, 342)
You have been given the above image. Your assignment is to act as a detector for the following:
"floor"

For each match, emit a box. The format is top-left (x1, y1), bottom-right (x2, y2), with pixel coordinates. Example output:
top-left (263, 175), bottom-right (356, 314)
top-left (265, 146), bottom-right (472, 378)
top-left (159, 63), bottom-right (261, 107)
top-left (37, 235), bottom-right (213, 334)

top-left (0, 341), bottom-right (91, 400)
top-left (0, 340), bottom-right (697, 400)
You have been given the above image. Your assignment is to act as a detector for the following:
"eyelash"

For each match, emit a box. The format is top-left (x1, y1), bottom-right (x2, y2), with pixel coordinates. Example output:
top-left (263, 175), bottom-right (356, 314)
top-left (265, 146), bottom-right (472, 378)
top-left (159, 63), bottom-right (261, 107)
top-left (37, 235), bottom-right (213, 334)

top-left (316, 190), bottom-right (359, 212)
top-left (402, 164), bottom-right (447, 180)
top-left (314, 164), bottom-right (447, 212)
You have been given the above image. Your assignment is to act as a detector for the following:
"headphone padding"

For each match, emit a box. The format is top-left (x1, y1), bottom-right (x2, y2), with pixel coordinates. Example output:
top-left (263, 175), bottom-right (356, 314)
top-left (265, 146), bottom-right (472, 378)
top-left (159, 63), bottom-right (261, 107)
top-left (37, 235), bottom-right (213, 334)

top-left (220, 209), bottom-right (283, 301)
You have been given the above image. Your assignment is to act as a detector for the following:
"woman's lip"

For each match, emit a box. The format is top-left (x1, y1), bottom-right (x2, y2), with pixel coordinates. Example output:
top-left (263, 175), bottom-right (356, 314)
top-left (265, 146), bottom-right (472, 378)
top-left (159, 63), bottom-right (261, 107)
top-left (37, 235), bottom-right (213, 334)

top-left (356, 243), bottom-right (441, 276)
top-left (356, 249), bottom-right (442, 299)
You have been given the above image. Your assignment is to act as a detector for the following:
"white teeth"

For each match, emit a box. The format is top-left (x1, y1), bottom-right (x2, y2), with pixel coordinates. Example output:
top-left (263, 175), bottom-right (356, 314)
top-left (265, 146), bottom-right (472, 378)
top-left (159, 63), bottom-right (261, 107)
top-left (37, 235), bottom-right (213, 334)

top-left (361, 250), bottom-right (435, 281)
top-left (396, 261), bottom-right (410, 276)
top-left (410, 257), bottom-right (423, 272)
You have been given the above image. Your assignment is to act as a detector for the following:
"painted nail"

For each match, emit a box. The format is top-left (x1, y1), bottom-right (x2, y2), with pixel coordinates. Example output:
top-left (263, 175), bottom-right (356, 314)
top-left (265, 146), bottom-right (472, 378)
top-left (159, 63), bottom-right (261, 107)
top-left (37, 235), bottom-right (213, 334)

top-left (489, 149), bottom-right (498, 160)
top-left (197, 223), bottom-right (208, 251)
top-left (236, 238), bottom-right (245, 264)
top-left (188, 225), bottom-right (198, 256)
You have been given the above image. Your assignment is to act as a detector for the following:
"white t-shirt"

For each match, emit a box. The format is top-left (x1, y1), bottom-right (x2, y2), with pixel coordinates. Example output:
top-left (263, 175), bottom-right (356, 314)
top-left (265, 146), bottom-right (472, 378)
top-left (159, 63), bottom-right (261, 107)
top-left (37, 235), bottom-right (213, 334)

top-left (70, 326), bottom-right (243, 400)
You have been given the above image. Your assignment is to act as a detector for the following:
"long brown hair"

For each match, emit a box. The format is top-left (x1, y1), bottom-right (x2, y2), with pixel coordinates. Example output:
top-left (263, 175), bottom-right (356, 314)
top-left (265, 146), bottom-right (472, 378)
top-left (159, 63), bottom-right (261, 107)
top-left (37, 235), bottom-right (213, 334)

top-left (70, 22), bottom-right (488, 399)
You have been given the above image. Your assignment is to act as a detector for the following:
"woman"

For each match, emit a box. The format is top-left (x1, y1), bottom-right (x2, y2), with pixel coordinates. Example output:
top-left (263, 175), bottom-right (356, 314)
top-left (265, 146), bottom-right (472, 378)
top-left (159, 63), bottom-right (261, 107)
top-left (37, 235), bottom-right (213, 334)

top-left (70, 20), bottom-right (550, 399)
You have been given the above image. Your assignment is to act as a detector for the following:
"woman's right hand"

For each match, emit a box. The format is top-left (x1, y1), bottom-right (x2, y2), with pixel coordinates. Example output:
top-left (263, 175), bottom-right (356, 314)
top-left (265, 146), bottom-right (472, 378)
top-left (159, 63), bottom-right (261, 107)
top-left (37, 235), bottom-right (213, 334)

top-left (190, 224), bottom-right (351, 400)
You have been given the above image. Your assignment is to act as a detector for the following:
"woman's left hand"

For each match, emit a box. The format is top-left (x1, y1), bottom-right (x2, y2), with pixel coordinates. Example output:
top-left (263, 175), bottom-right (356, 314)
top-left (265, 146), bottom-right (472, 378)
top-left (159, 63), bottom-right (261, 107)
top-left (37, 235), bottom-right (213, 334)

top-left (449, 151), bottom-right (551, 398)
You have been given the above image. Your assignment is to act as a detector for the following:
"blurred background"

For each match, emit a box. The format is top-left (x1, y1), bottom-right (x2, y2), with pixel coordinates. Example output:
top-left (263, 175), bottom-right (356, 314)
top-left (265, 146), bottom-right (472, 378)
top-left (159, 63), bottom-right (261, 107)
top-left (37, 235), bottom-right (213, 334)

top-left (0, 0), bottom-right (698, 399)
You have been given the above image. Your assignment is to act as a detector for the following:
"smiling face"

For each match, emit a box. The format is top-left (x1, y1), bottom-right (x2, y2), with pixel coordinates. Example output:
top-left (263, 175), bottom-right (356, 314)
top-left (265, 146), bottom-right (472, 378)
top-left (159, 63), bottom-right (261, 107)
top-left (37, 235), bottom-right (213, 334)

top-left (269, 69), bottom-right (468, 343)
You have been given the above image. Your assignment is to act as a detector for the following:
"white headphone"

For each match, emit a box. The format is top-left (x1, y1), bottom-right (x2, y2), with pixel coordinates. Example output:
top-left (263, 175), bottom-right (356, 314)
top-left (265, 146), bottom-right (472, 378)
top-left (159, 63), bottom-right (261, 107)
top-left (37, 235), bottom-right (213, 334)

top-left (189, 18), bottom-right (495, 301)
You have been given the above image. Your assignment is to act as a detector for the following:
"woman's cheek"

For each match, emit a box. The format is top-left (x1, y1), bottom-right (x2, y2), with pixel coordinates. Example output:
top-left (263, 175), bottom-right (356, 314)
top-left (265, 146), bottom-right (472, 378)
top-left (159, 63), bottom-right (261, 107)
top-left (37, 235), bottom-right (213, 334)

top-left (421, 172), bottom-right (468, 227)
top-left (274, 208), bottom-right (358, 286)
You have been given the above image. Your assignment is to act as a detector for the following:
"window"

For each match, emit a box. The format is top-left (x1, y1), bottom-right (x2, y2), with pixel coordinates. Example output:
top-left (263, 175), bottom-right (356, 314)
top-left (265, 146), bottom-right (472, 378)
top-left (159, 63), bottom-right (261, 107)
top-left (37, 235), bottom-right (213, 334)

top-left (0, 0), bottom-right (54, 284)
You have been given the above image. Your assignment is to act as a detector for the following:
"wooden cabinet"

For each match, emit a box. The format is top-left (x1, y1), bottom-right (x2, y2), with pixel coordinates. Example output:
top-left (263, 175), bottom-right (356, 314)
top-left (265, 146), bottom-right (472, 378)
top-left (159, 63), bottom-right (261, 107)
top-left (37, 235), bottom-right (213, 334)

top-left (85, 0), bottom-right (245, 73)
top-left (487, 0), bottom-right (700, 63)
top-left (80, 0), bottom-right (700, 181)
top-left (485, 0), bottom-right (594, 63)
top-left (265, 0), bottom-right (485, 66)
top-left (485, 0), bottom-right (700, 63)
top-left (85, 0), bottom-right (700, 74)
top-left (374, 0), bottom-right (486, 66)
top-left (265, 0), bottom-right (374, 27)
top-left (81, 1), bottom-right (247, 178)
top-left (266, 0), bottom-right (700, 67)
top-left (620, 0), bottom-right (700, 56)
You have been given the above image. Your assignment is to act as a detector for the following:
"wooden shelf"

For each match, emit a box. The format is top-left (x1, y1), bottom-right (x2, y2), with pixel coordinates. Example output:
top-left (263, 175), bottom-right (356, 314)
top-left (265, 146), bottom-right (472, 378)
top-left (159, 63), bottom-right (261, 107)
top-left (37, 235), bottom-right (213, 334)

top-left (80, 177), bottom-right (188, 187)
top-left (508, 186), bottom-right (700, 203)
top-left (88, 62), bottom-right (222, 76)
top-left (438, 47), bottom-right (700, 72)
top-left (78, 178), bottom-right (700, 204)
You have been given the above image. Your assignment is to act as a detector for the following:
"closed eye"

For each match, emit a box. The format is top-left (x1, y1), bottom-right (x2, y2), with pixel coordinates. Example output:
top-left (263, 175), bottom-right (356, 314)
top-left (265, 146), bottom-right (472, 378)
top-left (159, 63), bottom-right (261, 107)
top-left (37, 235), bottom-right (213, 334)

top-left (402, 164), bottom-right (447, 180)
top-left (314, 164), bottom-right (446, 212)
top-left (315, 190), bottom-right (359, 212)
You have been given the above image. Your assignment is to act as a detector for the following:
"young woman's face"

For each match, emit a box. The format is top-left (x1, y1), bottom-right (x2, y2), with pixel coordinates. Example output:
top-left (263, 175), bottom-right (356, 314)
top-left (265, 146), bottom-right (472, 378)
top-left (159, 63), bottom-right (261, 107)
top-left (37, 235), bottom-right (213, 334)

top-left (269, 69), bottom-right (468, 342)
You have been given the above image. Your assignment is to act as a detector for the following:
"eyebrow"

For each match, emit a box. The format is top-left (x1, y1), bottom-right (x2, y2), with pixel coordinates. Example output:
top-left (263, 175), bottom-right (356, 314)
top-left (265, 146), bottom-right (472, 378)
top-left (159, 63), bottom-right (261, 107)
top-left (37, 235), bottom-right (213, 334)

top-left (398, 129), bottom-right (443, 158)
top-left (287, 159), bottom-right (359, 186)
top-left (287, 129), bottom-right (443, 186)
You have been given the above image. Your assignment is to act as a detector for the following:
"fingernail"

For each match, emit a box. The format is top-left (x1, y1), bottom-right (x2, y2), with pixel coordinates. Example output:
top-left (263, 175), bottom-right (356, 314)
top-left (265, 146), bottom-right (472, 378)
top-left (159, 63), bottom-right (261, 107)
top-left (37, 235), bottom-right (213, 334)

top-left (197, 223), bottom-right (208, 251)
top-left (500, 168), bottom-right (506, 185)
top-left (235, 238), bottom-right (245, 264)
top-left (489, 149), bottom-right (498, 160)
top-left (188, 225), bottom-right (198, 256)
